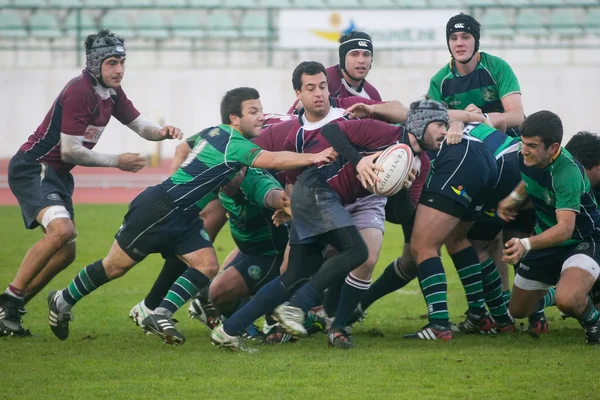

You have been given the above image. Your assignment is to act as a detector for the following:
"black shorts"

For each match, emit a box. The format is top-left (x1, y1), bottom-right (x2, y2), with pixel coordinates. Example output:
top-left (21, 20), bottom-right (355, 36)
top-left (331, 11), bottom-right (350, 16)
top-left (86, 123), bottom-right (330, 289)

top-left (516, 240), bottom-right (600, 287)
top-left (8, 152), bottom-right (75, 229)
top-left (468, 209), bottom-right (536, 241)
top-left (478, 151), bottom-right (522, 221)
top-left (115, 185), bottom-right (212, 262)
top-left (420, 139), bottom-right (497, 220)
top-left (225, 251), bottom-right (283, 295)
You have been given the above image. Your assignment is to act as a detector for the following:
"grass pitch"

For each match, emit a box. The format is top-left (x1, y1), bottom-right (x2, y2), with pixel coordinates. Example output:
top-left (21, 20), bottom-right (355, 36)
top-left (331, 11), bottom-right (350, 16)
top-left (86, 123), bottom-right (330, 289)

top-left (0, 204), bottom-right (597, 399)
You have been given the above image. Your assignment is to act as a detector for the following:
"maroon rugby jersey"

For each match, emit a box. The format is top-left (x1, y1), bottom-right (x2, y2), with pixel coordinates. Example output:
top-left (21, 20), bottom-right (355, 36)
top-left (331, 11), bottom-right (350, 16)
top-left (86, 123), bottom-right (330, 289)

top-left (283, 96), bottom-right (380, 185)
top-left (19, 70), bottom-right (140, 174)
top-left (299, 119), bottom-right (408, 205)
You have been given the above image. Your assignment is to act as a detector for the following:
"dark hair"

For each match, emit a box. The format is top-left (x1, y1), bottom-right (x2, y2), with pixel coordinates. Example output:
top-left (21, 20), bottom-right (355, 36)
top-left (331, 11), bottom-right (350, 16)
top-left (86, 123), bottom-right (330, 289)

top-left (565, 131), bottom-right (600, 169)
top-left (220, 87), bottom-right (260, 124)
top-left (292, 61), bottom-right (328, 91)
top-left (85, 29), bottom-right (125, 54)
top-left (519, 110), bottom-right (563, 148)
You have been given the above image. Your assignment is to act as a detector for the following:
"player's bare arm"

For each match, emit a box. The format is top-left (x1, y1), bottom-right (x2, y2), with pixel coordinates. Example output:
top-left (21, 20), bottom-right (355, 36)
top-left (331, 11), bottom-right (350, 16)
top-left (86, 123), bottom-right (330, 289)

top-left (345, 100), bottom-right (407, 123)
top-left (171, 141), bottom-right (191, 174)
top-left (503, 210), bottom-right (577, 264)
top-left (251, 148), bottom-right (337, 170)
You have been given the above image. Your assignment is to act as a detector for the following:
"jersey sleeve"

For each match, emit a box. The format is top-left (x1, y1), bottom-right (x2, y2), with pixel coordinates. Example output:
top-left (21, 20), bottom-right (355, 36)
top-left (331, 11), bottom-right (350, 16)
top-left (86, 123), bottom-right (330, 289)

top-left (225, 133), bottom-right (263, 166)
top-left (186, 132), bottom-right (202, 149)
top-left (427, 78), bottom-right (443, 102)
top-left (554, 164), bottom-right (584, 212)
top-left (111, 86), bottom-right (141, 125)
top-left (492, 57), bottom-right (521, 99)
top-left (334, 119), bottom-right (400, 149)
top-left (59, 84), bottom-right (96, 135)
top-left (241, 168), bottom-right (283, 207)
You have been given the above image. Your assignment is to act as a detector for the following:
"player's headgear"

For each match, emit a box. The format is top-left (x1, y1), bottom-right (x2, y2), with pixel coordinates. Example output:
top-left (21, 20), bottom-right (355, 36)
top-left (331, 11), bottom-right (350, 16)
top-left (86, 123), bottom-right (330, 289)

top-left (85, 30), bottom-right (126, 80)
top-left (446, 13), bottom-right (480, 64)
top-left (339, 31), bottom-right (373, 80)
top-left (406, 99), bottom-right (449, 140)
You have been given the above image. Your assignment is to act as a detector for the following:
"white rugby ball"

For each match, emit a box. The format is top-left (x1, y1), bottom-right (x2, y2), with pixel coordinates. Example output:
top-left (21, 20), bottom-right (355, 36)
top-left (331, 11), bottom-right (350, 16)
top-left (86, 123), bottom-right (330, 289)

top-left (372, 143), bottom-right (414, 197)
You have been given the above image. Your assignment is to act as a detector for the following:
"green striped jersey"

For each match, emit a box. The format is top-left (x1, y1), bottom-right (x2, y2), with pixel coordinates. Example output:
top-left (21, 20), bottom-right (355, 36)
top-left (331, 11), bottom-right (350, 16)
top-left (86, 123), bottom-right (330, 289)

top-left (161, 124), bottom-right (263, 212)
top-left (219, 168), bottom-right (288, 256)
top-left (463, 123), bottom-right (519, 159)
top-left (428, 52), bottom-right (520, 115)
top-left (520, 148), bottom-right (600, 246)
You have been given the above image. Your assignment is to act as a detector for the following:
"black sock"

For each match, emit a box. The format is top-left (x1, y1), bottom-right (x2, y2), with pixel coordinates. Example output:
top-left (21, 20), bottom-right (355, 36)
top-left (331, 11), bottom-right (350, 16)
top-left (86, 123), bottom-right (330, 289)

top-left (331, 273), bottom-right (371, 330)
top-left (144, 257), bottom-right (188, 310)
top-left (323, 278), bottom-right (344, 317)
top-left (361, 258), bottom-right (414, 310)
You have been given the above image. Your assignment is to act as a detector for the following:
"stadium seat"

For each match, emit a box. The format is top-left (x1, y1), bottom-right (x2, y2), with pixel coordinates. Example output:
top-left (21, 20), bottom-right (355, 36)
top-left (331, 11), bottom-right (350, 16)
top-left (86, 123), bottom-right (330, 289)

top-left (155, 0), bottom-right (188, 6)
top-left (497, 0), bottom-right (532, 6)
top-left (136, 14), bottom-right (169, 40)
top-left (565, 0), bottom-right (597, 5)
top-left (30, 12), bottom-right (62, 39)
top-left (516, 10), bottom-right (548, 36)
top-left (65, 11), bottom-right (97, 36)
top-left (119, 0), bottom-right (153, 6)
top-left (363, 0), bottom-right (396, 7)
top-left (100, 11), bottom-right (135, 38)
top-left (429, 0), bottom-right (460, 8)
top-left (0, 12), bottom-right (28, 39)
top-left (49, 0), bottom-right (83, 6)
top-left (550, 9), bottom-right (583, 37)
top-left (189, 0), bottom-right (222, 7)
top-left (396, 0), bottom-right (428, 7)
top-left (259, 0), bottom-right (291, 8)
top-left (585, 8), bottom-right (600, 35)
top-left (207, 12), bottom-right (238, 38)
top-left (223, 0), bottom-right (257, 7)
top-left (481, 10), bottom-right (514, 39)
top-left (171, 13), bottom-right (205, 39)
top-left (530, 0), bottom-right (563, 5)
top-left (83, 0), bottom-right (118, 6)
top-left (327, 0), bottom-right (361, 7)
top-left (241, 12), bottom-right (270, 38)
top-left (294, 0), bottom-right (327, 8)
top-left (464, 0), bottom-right (497, 6)
top-left (17, 0), bottom-right (48, 7)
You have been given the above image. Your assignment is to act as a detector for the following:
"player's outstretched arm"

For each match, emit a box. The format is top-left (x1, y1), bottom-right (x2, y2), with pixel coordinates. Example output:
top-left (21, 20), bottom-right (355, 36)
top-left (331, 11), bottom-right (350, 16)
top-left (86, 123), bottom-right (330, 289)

top-left (127, 115), bottom-right (183, 141)
top-left (251, 149), bottom-right (336, 171)
top-left (60, 133), bottom-right (146, 172)
top-left (171, 142), bottom-right (191, 174)
top-left (345, 101), bottom-right (407, 123)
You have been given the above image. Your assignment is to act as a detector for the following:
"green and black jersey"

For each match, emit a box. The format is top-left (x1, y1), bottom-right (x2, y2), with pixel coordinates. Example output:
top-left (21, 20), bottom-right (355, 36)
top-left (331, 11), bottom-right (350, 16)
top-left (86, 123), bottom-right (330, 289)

top-left (428, 52), bottom-right (521, 138)
top-left (161, 124), bottom-right (263, 213)
top-left (520, 148), bottom-right (600, 246)
top-left (219, 168), bottom-right (288, 256)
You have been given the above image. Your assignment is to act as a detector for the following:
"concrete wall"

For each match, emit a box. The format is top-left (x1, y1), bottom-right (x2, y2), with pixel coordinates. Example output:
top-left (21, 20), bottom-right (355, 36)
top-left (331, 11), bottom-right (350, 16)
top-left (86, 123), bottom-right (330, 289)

top-left (1, 48), bottom-right (598, 159)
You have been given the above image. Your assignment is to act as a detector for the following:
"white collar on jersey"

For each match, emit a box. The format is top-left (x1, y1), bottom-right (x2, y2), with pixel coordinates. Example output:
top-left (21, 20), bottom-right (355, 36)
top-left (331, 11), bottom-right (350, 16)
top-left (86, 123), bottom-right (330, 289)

top-left (301, 106), bottom-right (347, 130)
top-left (93, 84), bottom-right (117, 100)
top-left (341, 78), bottom-right (371, 99)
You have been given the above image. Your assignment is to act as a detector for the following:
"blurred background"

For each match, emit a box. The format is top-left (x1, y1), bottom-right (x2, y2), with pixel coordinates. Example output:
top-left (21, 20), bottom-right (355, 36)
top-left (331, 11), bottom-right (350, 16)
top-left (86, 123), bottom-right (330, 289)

top-left (0, 0), bottom-right (599, 193)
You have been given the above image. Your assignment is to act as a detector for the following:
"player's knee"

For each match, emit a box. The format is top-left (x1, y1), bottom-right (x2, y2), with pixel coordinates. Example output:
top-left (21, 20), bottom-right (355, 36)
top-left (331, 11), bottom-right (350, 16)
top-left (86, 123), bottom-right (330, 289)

top-left (555, 288), bottom-right (582, 317)
top-left (45, 218), bottom-right (76, 246)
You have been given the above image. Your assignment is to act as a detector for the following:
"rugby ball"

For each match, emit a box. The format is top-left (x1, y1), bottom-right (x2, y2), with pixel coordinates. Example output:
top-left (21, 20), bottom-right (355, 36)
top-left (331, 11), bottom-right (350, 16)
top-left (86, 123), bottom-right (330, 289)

top-left (372, 143), bottom-right (414, 197)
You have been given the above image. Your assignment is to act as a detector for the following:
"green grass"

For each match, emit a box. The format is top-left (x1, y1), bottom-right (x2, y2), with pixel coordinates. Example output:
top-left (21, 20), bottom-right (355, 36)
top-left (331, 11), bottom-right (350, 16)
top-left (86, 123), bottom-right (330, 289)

top-left (0, 204), bottom-right (597, 399)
